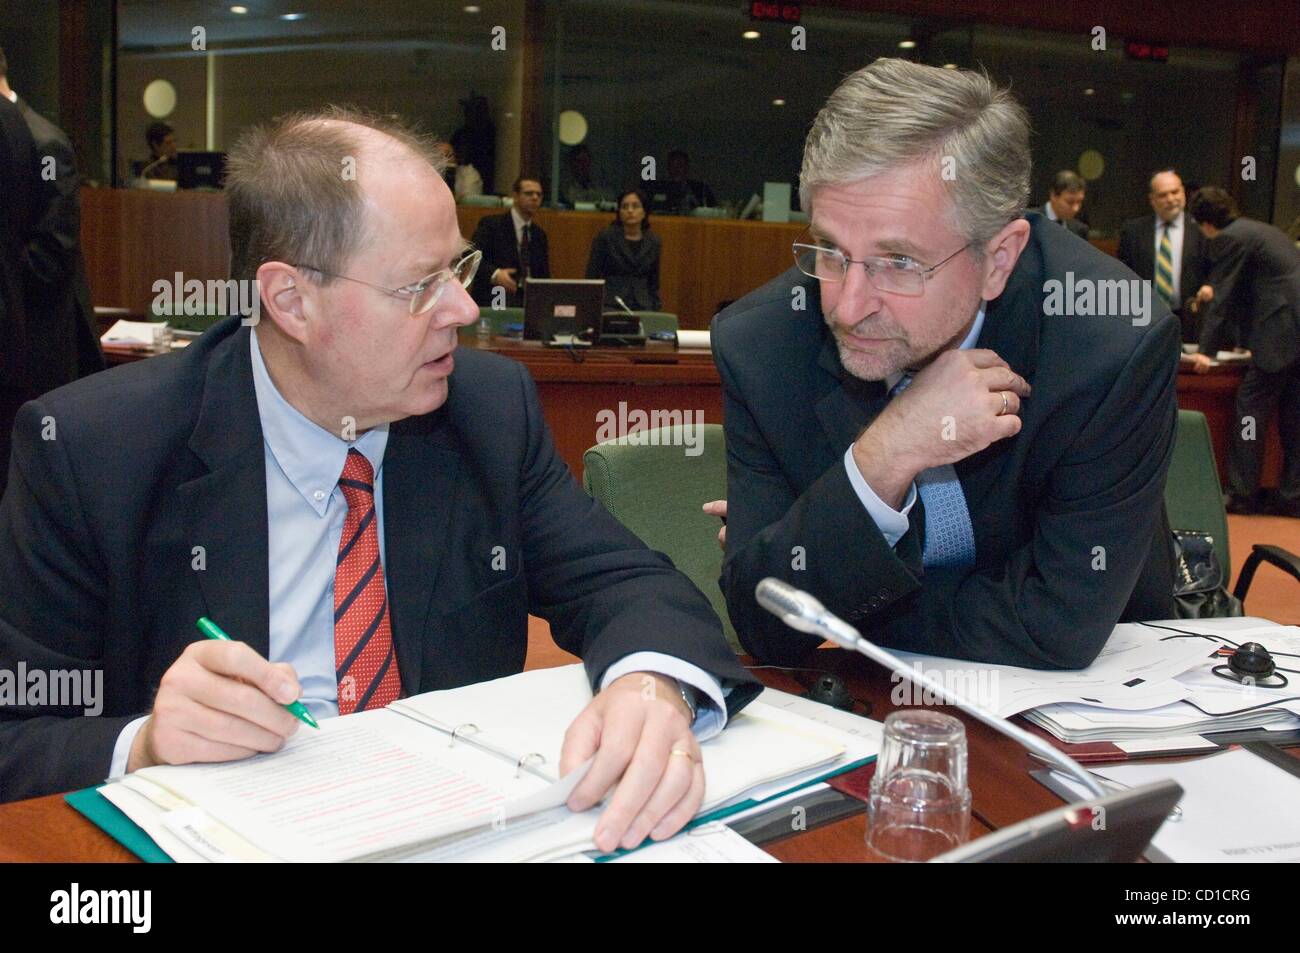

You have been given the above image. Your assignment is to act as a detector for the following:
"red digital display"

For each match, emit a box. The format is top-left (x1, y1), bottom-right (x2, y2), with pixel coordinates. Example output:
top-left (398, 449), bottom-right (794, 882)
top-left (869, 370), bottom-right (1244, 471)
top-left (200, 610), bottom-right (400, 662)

top-left (1125, 40), bottom-right (1169, 62)
top-left (749, 1), bottom-right (802, 24)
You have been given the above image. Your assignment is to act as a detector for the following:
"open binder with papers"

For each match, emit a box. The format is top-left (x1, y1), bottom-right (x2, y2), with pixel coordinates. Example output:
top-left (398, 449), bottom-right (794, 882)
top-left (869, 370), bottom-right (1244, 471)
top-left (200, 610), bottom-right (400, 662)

top-left (71, 664), bottom-right (878, 862)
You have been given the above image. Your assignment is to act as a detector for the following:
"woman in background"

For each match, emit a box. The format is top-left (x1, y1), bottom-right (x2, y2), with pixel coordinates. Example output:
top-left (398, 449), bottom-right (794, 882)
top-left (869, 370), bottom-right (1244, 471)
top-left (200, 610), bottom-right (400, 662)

top-left (586, 187), bottom-right (662, 311)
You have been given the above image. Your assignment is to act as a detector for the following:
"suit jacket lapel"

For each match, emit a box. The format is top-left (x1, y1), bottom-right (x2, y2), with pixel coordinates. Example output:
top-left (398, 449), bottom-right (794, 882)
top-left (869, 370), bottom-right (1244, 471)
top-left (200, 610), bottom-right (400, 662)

top-left (814, 331), bottom-right (887, 459)
top-left (177, 324), bottom-right (271, 657)
top-left (953, 231), bottom-right (1042, 510)
top-left (381, 408), bottom-right (461, 696)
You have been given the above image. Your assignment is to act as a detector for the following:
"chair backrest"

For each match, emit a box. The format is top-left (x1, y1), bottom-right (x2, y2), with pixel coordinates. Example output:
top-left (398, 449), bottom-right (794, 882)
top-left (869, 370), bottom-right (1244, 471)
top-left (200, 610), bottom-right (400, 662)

top-left (1166, 410), bottom-right (1231, 573)
top-left (583, 424), bottom-right (739, 650)
top-left (631, 311), bottom-right (679, 336)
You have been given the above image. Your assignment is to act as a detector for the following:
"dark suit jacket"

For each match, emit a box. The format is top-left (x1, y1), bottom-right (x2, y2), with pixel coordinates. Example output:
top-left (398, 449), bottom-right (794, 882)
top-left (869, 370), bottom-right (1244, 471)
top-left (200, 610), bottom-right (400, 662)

top-left (11, 98), bottom-right (104, 394)
top-left (585, 225), bottom-right (662, 311)
top-left (1117, 213), bottom-right (1207, 314)
top-left (469, 212), bottom-right (550, 309)
top-left (1036, 204), bottom-right (1088, 239)
top-left (713, 212), bottom-right (1179, 671)
top-left (1196, 217), bottom-right (1300, 373)
top-left (0, 318), bottom-right (758, 801)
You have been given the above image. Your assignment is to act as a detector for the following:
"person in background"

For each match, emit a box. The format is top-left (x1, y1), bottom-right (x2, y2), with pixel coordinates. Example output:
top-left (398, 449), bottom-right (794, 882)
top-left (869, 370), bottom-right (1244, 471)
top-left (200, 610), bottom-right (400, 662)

top-left (561, 144), bottom-right (610, 207)
top-left (0, 46), bottom-right (104, 496)
top-left (137, 120), bottom-right (178, 180)
top-left (1036, 170), bottom-right (1088, 238)
top-left (586, 187), bottom-right (662, 311)
top-left (470, 176), bottom-right (550, 309)
top-left (1187, 186), bottom-right (1300, 517)
top-left (664, 149), bottom-right (716, 213)
top-left (434, 135), bottom-right (482, 202)
top-left (1118, 169), bottom-right (1210, 343)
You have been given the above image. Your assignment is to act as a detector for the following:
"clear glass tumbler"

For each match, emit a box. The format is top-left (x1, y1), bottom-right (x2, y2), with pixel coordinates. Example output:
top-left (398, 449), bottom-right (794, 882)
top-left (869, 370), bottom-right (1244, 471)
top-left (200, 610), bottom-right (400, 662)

top-left (865, 709), bottom-right (972, 862)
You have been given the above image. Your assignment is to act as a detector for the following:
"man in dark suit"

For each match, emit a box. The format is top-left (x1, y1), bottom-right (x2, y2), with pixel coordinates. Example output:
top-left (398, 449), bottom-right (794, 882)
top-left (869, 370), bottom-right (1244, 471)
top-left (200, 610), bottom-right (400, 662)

top-left (1187, 187), bottom-right (1300, 516)
top-left (711, 59), bottom-right (1178, 670)
top-left (1118, 169), bottom-right (1210, 343)
top-left (0, 51), bottom-right (105, 496)
top-left (1035, 170), bottom-right (1089, 238)
top-left (0, 108), bottom-right (757, 854)
top-left (469, 176), bottom-right (550, 309)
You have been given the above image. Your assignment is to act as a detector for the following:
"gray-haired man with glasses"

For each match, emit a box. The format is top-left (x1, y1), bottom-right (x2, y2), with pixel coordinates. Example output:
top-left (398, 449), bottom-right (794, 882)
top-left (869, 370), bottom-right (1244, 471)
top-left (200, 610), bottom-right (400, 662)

top-left (710, 59), bottom-right (1179, 670)
top-left (0, 106), bottom-right (759, 849)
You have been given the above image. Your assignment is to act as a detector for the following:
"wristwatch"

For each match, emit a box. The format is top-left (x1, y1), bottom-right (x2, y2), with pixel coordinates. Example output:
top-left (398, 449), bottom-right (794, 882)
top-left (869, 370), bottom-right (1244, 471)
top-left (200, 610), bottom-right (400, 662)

top-left (677, 682), bottom-right (699, 724)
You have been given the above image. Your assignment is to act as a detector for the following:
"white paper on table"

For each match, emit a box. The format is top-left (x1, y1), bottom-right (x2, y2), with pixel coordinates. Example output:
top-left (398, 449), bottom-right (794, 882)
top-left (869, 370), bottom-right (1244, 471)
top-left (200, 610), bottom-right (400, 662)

top-left (1051, 748), bottom-right (1300, 862)
top-left (134, 709), bottom-right (586, 862)
top-left (676, 329), bottom-right (711, 349)
top-left (101, 319), bottom-right (167, 346)
top-left (609, 823), bottom-right (778, 863)
top-left (892, 622), bottom-right (1215, 717)
top-left (392, 664), bottom-right (857, 813)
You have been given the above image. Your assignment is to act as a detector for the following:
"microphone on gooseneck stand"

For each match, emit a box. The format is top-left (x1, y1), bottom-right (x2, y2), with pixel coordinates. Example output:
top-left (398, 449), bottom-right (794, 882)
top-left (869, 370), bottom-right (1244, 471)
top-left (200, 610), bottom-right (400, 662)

top-left (613, 295), bottom-right (636, 318)
top-left (753, 577), bottom-right (1108, 799)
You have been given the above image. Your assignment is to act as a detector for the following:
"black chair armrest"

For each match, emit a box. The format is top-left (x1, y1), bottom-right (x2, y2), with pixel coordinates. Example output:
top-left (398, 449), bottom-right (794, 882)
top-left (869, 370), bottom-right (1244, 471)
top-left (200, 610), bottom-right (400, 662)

top-left (1232, 544), bottom-right (1300, 604)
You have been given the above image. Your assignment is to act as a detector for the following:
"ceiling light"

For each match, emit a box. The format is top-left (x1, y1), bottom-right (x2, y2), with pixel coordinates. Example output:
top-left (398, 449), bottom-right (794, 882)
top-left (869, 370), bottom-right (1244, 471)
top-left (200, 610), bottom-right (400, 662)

top-left (898, 39), bottom-right (917, 50)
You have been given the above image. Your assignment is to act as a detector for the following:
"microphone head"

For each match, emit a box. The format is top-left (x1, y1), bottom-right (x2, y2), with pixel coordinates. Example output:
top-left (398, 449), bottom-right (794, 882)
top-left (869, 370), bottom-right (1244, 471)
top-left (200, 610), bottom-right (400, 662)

top-left (755, 578), bottom-right (826, 635)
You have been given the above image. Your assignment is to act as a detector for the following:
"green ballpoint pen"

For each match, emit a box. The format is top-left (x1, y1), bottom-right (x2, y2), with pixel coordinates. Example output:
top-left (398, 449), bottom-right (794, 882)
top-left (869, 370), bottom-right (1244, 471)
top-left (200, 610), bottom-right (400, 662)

top-left (196, 616), bottom-right (320, 729)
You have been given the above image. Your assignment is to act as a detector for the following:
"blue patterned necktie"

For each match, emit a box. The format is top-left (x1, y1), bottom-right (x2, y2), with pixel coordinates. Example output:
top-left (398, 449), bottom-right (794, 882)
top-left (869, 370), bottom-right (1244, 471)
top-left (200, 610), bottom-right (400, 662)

top-left (889, 374), bottom-right (977, 568)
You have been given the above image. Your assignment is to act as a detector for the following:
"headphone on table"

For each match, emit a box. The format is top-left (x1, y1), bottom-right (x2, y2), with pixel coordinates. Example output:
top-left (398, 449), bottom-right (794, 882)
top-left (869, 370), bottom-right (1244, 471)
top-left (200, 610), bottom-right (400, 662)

top-left (1211, 641), bottom-right (1292, 689)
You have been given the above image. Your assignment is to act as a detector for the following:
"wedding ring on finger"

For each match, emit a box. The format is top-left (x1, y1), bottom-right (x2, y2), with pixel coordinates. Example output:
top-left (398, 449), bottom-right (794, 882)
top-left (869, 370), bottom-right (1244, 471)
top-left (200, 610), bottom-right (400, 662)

top-left (997, 391), bottom-right (1010, 416)
top-left (670, 748), bottom-right (698, 763)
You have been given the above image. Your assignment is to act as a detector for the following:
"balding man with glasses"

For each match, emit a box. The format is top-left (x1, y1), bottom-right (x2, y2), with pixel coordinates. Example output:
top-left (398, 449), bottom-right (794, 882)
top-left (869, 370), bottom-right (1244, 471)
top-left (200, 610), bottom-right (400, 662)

top-left (710, 60), bottom-right (1180, 670)
top-left (0, 108), bottom-right (757, 850)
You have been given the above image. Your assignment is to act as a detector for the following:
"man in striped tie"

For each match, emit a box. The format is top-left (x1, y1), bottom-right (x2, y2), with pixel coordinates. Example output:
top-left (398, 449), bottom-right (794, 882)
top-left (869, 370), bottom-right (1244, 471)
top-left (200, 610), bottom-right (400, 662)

top-left (1118, 169), bottom-right (1211, 343)
top-left (0, 107), bottom-right (758, 851)
top-left (712, 59), bottom-right (1179, 670)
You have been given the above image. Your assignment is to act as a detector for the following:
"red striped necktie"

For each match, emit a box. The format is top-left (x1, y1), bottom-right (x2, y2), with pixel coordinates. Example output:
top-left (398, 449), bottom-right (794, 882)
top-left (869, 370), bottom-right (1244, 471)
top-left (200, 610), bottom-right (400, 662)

top-left (333, 448), bottom-right (402, 714)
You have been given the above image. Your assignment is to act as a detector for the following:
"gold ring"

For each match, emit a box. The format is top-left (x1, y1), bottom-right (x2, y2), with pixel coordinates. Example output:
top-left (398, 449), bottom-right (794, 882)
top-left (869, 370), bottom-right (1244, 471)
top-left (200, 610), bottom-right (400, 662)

top-left (670, 748), bottom-right (697, 763)
top-left (999, 391), bottom-right (1010, 416)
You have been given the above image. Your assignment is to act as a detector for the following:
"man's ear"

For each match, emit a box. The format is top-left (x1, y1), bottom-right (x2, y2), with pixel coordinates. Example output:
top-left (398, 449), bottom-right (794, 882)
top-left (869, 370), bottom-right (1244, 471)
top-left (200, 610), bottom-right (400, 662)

top-left (979, 218), bottom-right (1031, 301)
top-left (256, 262), bottom-right (311, 344)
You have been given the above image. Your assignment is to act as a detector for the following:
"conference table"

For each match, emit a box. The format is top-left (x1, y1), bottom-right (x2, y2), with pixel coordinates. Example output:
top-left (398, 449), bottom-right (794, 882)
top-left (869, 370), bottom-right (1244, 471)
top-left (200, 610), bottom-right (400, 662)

top-left (0, 647), bottom-right (1050, 863)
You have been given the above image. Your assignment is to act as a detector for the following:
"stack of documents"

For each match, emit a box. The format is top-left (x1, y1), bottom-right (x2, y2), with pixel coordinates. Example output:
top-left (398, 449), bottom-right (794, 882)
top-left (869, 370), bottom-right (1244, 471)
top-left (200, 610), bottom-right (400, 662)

top-left (891, 619), bottom-right (1300, 748)
top-left (94, 665), bottom-right (879, 862)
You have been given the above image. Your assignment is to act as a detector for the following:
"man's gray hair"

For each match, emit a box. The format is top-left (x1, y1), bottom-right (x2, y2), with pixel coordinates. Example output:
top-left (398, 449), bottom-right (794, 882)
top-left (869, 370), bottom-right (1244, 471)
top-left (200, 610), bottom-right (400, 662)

top-left (226, 105), bottom-right (446, 284)
top-left (800, 58), bottom-right (1031, 249)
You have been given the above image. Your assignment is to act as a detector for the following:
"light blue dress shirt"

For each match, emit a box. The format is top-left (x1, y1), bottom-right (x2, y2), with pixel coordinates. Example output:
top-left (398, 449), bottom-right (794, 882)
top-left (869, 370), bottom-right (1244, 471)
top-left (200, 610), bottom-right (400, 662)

top-left (109, 329), bottom-right (725, 776)
top-left (842, 305), bottom-right (986, 546)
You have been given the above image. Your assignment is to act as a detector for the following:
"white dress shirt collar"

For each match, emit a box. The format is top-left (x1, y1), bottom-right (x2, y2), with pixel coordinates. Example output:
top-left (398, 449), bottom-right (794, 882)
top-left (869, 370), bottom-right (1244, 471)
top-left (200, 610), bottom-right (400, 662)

top-left (249, 327), bottom-right (388, 517)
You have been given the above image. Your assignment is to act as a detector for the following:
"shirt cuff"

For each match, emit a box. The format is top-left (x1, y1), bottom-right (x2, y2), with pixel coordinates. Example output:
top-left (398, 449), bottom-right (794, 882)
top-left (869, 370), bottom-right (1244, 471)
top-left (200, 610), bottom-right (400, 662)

top-left (843, 444), bottom-right (917, 548)
top-left (108, 715), bottom-right (151, 779)
top-left (600, 652), bottom-right (727, 742)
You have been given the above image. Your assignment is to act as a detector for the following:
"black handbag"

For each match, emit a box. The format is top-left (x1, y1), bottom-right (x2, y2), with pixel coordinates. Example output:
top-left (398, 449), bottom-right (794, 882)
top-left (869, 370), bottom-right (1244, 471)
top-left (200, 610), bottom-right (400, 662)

top-left (1172, 529), bottom-right (1243, 619)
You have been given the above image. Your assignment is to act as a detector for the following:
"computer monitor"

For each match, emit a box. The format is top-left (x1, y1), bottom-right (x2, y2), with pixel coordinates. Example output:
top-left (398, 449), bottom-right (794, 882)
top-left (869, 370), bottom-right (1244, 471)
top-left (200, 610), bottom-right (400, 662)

top-left (523, 279), bottom-right (604, 342)
top-left (177, 151), bottom-right (227, 190)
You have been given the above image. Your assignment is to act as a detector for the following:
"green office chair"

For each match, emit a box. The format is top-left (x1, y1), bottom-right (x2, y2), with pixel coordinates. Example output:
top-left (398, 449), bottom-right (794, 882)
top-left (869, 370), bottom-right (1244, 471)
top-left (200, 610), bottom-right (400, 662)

top-left (1165, 410), bottom-right (1300, 607)
top-left (583, 424), bottom-right (739, 651)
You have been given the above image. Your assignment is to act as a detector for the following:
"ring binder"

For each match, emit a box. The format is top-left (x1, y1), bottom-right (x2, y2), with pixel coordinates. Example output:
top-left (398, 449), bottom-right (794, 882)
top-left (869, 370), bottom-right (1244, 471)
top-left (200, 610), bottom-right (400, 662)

top-left (450, 723), bottom-right (480, 747)
top-left (516, 752), bottom-right (546, 778)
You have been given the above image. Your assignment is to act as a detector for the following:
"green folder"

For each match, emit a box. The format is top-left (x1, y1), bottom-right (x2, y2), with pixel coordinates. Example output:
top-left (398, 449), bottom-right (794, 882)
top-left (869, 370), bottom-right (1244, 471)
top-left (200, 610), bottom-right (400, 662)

top-left (65, 785), bottom-right (173, 864)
